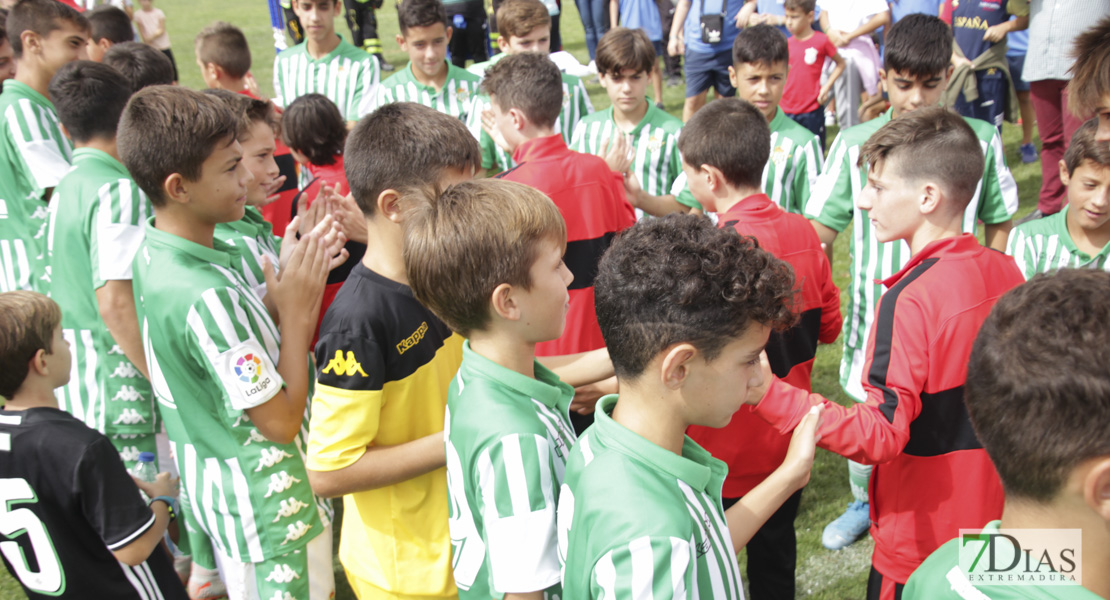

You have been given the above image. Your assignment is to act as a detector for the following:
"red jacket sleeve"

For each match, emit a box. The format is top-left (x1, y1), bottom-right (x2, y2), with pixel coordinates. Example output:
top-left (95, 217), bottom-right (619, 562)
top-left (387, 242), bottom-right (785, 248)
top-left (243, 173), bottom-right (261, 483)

top-left (816, 253), bottom-right (842, 344)
top-left (754, 292), bottom-right (929, 464)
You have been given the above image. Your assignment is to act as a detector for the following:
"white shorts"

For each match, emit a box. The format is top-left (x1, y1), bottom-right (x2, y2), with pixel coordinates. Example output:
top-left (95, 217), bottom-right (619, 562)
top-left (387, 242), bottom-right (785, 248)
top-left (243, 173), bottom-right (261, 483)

top-left (214, 513), bottom-right (334, 600)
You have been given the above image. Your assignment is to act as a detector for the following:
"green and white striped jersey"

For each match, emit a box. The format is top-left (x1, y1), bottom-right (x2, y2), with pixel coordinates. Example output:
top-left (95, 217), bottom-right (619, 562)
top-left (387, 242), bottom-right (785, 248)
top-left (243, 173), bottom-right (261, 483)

top-left (1006, 206), bottom-right (1110, 279)
top-left (0, 80), bottom-right (73, 292)
top-left (804, 109), bottom-right (1019, 401)
top-left (558, 395), bottom-right (743, 599)
top-left (570, 102), bottom-right (695, 216)
top-left (46, 149), bottom-right (157, 447)
top-left (445, 341), bottom-right (576, 600)
top-left (465, 54), bottom-right (593, 173)
top-left (763, 108), bottom-right (824, 215)
top-left (373, 61), bottom-right (482, 121)
top-left (272, 39), bottom-right (381, 122)
top-left (214, 205), bottom-right (282, 301)
top-left (133, 222), bottom-right (324, 563)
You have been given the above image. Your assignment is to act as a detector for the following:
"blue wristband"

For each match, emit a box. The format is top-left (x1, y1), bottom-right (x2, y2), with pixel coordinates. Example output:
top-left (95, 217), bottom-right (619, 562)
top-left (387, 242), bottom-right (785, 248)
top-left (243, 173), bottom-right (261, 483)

top-left (149, 495), bottom-right (178, 521)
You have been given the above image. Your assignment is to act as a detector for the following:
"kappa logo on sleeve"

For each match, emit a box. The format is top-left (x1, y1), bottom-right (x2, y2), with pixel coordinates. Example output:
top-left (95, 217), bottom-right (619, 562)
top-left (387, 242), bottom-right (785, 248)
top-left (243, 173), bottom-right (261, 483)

top-left (321, 350), bottom-right (368, 377)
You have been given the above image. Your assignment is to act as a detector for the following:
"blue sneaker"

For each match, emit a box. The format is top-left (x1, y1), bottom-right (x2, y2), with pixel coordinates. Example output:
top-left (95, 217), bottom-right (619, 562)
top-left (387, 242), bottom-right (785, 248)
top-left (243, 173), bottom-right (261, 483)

top-left (1020, 143), bottom-right (1038, 164)
top-left (822, 501), bottom-right (871, 550)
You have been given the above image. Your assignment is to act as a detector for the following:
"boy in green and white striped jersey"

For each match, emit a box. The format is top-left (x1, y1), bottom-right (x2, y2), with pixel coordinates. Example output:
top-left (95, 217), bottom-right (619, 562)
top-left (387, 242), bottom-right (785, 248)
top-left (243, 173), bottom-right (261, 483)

top-left (373, 0), bottom-right (482, 121)
top-left (803, 14), bottom-right (1017, 550)
top-left (558, 214), bottom-right (823, 600)
top-left (120, 86), bottom-right (346, 600)
top-left (46, 61), bottom-right (158, 472)
top-left (273, 0), bottom-right (380, 126)
top-left (727, 25), bottom-right (824, 216)
top-left (464, 0), bottom-right (592, 175)
top-left (571, 27), bottom-right (696, 218)
top-left (404, 179), bottom-right (580, 600)
top-left (0, 0), bottom-right (88, 293)
top-left (1008, 119), bottom-right (1110, 279)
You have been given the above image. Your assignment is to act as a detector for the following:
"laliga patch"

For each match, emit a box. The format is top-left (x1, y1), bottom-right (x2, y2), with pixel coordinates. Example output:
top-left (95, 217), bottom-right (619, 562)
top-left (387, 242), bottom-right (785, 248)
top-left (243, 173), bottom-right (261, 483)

top-left (221, 342), bottom-right (281, 410)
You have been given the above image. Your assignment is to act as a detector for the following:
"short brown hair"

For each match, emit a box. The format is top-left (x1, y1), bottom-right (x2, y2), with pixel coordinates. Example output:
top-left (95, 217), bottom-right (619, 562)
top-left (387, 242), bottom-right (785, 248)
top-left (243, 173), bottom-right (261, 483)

top-left (118, 86), bottom-right (239, 207)
top-left (344, 102), bottom-right (480, 217)
top-left (678, 98), bottom-right (769, 190)
top-left (0, 291), bottom-right (61, 399)
top-left (194, 21), bottom-right (251, 79)
top-left (595, 214), bottom-right (796, 379)
top-left (6, 0), bottom-right (88, 58)
top-left (596, 27), bottom-right (656, 77)
top-left (783, 0), bottom-right (814, 12)
top-left (202, 88), bottom-right (277, 142)
top-left (404, 179), bottom-right (567, 337)
top-left (1064, 118), bottom-right (1110, 175)
top-left (1068, 16), bottom-right (1110, 118)
top-left (495, 0), bottom-right (550, 41)
top-left (87, 5), bottom-right (132, 44)
top-left (398, 0), bottom-right (448, 34)
top-left (482, 52), bottom-right (562, 129)
top-left (103, 41), bottom-right (175, 92)
top-left (859, 106), bottom-right (983, 212)
top-left (966, 268), bottom-right (1110, 502)
top-left (281, 93), bottom-right (346, 166)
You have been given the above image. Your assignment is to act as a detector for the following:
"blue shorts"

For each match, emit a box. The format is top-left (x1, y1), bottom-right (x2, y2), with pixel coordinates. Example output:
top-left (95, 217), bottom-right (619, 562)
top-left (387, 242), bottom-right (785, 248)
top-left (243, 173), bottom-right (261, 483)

top-left (1007, 53), bottom-right (1030, 92)
top-left (685, 48), bottom-right (736, 98)
top-left (653, 40), bottom-right (664, 59)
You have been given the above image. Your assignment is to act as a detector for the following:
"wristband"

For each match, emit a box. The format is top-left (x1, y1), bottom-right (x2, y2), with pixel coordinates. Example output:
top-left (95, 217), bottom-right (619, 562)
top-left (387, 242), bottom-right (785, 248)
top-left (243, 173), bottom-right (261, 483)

top-left (149, 495), bottom-right (178, 522)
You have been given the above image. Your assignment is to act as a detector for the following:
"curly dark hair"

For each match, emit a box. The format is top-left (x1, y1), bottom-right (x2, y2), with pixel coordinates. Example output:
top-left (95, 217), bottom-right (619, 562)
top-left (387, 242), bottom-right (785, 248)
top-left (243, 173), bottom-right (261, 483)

top-left (595, 214), bottom-right (798, 379)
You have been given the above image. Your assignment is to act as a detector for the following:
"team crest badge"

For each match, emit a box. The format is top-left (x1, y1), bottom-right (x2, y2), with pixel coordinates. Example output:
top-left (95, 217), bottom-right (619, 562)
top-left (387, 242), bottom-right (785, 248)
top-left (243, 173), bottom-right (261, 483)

top-left (647, 134), bottom-right (663, 153)
top-left (457, 87), bottom-right (471, 103)
top-left (235, 353), bottom-right (263, 384)
top-left (804, 47), bottom-right (818, 65)
top-left (771, 146), bottom-right (788, 168)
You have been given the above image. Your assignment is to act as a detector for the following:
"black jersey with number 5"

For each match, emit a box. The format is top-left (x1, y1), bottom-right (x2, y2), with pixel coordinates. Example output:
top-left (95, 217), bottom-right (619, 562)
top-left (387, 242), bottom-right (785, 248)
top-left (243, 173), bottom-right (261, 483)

top-left (0, 407), bottom-right (186, 599)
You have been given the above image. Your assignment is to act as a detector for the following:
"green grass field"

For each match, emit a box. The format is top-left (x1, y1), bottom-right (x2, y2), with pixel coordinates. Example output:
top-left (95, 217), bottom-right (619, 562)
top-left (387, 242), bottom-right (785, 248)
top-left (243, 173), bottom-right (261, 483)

top-left (0, 2), bottom-right (1044, 597)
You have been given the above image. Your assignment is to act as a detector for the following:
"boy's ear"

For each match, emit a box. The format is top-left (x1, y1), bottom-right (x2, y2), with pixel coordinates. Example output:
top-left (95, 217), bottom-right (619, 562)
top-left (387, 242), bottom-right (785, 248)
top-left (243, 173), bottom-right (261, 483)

top-left (919, 181), bottom-right (942, 215)
top-left (19, 31), bottom-right (43, 57)
top-left (878, 68), bottom-right (888, 93)
top-left (395, 33), bottom-right (407, 50)
top-left (27, 349), bottom-right (49, 378)
top-left (1058, 159), bottom-right (1071, 187)
top-left (700, 164), bottom-right (725, 193)
top-left (97, 38), bottom-right (113, 52)
top-left (1083, 456), bottom-right (1110, 522)
top-left (162, 173), bottom-right (191, 206)
top-left (377, 189), bottom-right (405, 223)
top-left (507, 107), bottom-right (528, 132)
top-left (445, 26), bottom-right (453, 43)
top-left (660, 343), bottom-right (698, 390)
top-left (497, 35), bottom-right (511, 52)
top-left (728, 64), bottom-right (738, 88)
top-left (489, 282), bottom-right (520, 321)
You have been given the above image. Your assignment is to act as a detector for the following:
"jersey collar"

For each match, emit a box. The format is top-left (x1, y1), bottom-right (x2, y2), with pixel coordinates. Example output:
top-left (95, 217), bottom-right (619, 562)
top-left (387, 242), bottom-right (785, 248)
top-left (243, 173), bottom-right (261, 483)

top-left (718, 193), bottom-right (778, 223)
top-left (142, 216), bottom-right (237, 270)
top-left (460, 340), bottom-right (574, 409)
top-left (71, 147), bottom-right (129, 177)
top-left (881, 234), bottom-right (980, 289)
top-left (591, 395), bottom-right (727, 495)
top-left (512, 134), bottom-right (569, 165)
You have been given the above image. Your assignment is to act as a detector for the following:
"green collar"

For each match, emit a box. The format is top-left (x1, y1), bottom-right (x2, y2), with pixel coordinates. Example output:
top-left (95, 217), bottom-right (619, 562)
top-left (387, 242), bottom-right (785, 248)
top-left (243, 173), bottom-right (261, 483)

top-left (592, 394), bottom-right (726, 494)
top-left (71, 147), bottom-right (127, 176)
top-left (143, 216), bottom-right (235, 269)
top-left (461, 340), bottom-right (573, 409)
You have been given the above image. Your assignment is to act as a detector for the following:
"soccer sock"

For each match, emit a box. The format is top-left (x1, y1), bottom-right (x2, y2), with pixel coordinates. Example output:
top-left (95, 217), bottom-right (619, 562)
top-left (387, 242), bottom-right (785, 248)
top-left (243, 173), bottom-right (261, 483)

top-left (848, 460), bottom-right (872, 504)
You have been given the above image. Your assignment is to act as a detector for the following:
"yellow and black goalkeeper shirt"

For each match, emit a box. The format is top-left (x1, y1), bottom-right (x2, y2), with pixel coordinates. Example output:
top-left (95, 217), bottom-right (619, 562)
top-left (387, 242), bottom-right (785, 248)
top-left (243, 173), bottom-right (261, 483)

top-left (308, 262), bottom-right (462, 597)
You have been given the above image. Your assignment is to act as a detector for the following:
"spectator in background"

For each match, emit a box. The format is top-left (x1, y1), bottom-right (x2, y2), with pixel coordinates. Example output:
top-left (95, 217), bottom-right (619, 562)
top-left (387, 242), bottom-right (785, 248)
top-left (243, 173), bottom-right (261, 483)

top-left (1007, 25), bottom-right (1038, 163)
top-left (577, 0), bottom-right (609, 61)
top-left (817, 0), bottom-right (888, 128)
top-left (132, 0), bottom-right (178, 82)
top-left (886, 0), bottom-right (938, 25)
top-left (1019, 0), bottom-right (1110, 222)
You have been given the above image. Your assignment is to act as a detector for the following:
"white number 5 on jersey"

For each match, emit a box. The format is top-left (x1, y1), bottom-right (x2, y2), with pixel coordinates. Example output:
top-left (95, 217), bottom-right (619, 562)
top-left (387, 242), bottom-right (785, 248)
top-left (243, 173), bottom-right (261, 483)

top-left (0, 478), bottom-right (65, 595)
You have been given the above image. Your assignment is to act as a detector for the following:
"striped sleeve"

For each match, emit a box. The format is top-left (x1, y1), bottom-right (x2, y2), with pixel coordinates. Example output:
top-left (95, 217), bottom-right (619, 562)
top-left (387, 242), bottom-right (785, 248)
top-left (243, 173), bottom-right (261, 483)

top-left (93, 178), bottom-right (149, 285)
top-left (1004, 227), bottom-right (1035, 280)
top-left (803, 132), bottom-right (854, 231)
top-left (4, 102), bottom-right (71, 190)
top-left (789, 135), bottom-right (824, 215)
top-left (976, 127), bottom-right (1019, 225)
top-left (185, 286), bottom-right (283, 414)
top-left (569, 120), bottom-right (588, 152)
top-left (592, 536), bottom-right (697, 599)
top-left (351, 56), bottom-right (381, 121)
top-left (272, 54), bottom-right (287, 109)
top-left (476, 433), bottom-right (562, 594)
top-left (561, 76), bottom-right (593, 141)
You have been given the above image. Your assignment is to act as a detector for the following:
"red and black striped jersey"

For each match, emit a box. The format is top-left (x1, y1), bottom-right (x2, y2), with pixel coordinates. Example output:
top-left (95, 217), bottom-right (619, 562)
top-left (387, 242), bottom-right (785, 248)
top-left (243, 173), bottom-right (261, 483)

top-left (755, 234), bottom-right (1024, 583)
top-left (498, 134), bottom-right (636, 357)
top-left (688, 194), bottom-right (842, 497)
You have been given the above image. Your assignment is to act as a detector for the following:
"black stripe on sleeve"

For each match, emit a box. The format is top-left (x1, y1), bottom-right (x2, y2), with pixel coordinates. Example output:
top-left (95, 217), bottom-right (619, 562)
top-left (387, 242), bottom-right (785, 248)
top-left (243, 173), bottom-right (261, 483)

top-left (564, 232), bottom-right (618, 291)
top-left (903, 386), bottom-right (983, 456)
top-left (868, 258), bottom-right (940, 424)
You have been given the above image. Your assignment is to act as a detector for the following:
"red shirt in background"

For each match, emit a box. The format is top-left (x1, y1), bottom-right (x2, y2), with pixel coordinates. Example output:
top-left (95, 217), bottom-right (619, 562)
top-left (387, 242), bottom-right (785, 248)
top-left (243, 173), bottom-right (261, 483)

top-left (781, 31), bottom-right (839, 115)
top-left (687, 194), bottom-right (841, 497)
